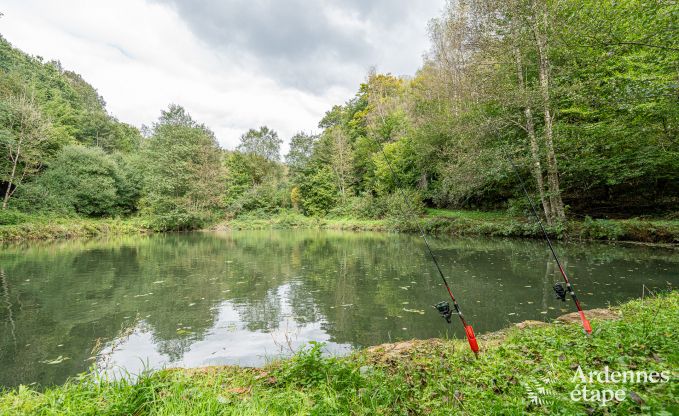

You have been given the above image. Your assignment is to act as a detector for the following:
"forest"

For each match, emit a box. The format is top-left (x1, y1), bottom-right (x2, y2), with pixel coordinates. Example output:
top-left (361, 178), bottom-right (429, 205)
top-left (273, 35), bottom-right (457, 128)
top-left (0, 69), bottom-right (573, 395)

top-left (0, 0), bottom-right (677, 233)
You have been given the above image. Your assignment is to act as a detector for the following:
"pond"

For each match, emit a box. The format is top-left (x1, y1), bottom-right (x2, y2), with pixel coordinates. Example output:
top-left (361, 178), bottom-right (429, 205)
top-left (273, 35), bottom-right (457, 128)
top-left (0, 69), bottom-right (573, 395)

top-left (0, 230), bottom-right (676, 388)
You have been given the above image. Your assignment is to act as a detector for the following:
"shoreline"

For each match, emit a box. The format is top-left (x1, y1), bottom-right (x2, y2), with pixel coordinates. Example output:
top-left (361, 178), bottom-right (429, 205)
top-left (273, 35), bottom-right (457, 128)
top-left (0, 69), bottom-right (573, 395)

top-left (216, 211), bottom-right (679, 246)
top-left (2, 293), bottom-right (676, 414)
top-left (0, 211), bottom-right (677, 246)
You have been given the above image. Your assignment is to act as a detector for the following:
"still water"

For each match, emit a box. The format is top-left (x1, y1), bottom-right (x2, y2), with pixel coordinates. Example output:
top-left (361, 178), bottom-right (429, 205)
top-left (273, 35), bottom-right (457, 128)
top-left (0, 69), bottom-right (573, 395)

top-left (0, 230), bottom-right (676, 387)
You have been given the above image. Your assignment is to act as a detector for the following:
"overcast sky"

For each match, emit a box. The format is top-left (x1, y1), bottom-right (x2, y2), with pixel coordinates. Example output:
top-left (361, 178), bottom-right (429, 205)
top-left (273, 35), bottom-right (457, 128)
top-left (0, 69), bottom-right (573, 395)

top-left (0, 0), bottom-right (442, 150)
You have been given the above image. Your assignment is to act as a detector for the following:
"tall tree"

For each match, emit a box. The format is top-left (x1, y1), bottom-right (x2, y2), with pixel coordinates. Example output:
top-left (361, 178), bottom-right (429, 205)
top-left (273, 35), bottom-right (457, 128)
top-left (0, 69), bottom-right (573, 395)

top-left (142, 105), bottom-right (224, 229)
top-left (327, 127), bottom-right (353, 202)
top-left (237, 126), bottom-right (282, 162)
top-left (0, 92), bottom-right (50, 209)
top-left (529, 0), bottom-right (565, 221)
top-left (285, 131), bottom-right (317, 177)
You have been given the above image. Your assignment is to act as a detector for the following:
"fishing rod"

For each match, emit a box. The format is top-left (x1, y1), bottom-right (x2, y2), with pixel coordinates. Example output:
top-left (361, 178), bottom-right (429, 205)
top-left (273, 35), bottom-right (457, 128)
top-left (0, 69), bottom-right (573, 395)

top-left (506, 153), bottom-right (592, 335)
top-left (374, 142), bottom-right (479, 357)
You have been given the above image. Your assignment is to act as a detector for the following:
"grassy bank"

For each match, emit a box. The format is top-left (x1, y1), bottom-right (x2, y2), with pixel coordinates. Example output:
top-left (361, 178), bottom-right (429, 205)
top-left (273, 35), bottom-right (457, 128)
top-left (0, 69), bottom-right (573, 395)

top-left (1, 293), bottom-right (676, 415)
top-left (219, 210), bottom-right (679, 244)
top-left (0, 213), bottom-right (152, 242)
top-left (1, 209), bottom-right (677, 244)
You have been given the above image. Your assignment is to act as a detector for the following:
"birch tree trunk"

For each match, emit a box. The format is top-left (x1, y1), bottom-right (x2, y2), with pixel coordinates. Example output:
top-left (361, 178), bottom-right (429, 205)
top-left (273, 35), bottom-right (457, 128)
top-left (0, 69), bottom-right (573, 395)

top-left (3, 143), bottom-right (21, 209)
top-left (514, 47), bottom-right (552, 224)
top-left (532, 2), bottom-right (565, 221)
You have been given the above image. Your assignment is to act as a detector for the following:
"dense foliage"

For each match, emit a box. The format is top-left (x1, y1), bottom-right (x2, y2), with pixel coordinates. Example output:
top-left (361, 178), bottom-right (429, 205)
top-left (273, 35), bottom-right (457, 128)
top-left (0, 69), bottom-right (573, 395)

top-left (1, 0), bottom-right (677, 229)
top-left (223, 0), bottom-right (678, 222)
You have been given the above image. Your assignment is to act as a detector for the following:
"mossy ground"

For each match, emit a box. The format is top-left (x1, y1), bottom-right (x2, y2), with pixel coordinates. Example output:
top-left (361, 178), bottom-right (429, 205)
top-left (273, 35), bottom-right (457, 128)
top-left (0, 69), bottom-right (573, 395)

top-left (1, 293), bottom-right (676, 415)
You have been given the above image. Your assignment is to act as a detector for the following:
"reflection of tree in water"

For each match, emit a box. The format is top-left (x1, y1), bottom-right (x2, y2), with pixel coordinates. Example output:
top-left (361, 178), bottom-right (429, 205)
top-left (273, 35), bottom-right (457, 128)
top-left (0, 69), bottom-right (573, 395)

top-left (234, 287), bottom-right (283, 332)
top-left (156, 337), bottom-right (195, 362)
top-left (0, 231), bottom-right (676, 387)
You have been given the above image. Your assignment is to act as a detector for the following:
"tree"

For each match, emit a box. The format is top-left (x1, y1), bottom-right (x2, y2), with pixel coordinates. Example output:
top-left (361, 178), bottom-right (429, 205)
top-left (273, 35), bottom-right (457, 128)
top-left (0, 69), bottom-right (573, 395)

top-left (299, 166), bottom-right (338, 216)
top-left (529, 0), bottom-right (565, 221)
top-left (237, 126), bottom-right (282, 162)
top-left (327, 127), bottom-right (353, 202)
top-left (142, 105), bottom-right (224, 229)
top-left (0, 92), bottom-right (50, 209)
top-left (371, 138), bottom-right (419, 195)
top-left (285, 131), bottom-right (317, 176)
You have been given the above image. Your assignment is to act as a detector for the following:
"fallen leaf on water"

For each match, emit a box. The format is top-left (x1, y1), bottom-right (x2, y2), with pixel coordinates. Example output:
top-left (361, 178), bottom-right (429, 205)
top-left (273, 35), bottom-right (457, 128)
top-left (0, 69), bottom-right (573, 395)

top-left (41, 356), bottom-right (70, 365)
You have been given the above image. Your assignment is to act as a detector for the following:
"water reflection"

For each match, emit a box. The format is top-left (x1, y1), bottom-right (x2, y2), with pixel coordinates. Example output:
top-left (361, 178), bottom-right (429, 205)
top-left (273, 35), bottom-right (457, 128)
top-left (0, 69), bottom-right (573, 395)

top-left (100, 283), bottom-right (352, 378)
top-left (0, 231), bottom-right (676, 388)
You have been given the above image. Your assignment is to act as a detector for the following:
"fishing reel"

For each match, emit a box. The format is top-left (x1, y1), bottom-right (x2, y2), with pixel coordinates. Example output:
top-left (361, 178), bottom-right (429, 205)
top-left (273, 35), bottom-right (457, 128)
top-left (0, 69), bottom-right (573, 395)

top-left (553, 282), bottom-right (567, 302)
top-left (434, 301), bottom-right (453, 323)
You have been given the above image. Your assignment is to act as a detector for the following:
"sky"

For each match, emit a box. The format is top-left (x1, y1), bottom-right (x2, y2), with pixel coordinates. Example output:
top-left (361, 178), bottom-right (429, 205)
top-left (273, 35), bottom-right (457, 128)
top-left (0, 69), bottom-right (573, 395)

top-left (0, 0), bottom-right (443, 151)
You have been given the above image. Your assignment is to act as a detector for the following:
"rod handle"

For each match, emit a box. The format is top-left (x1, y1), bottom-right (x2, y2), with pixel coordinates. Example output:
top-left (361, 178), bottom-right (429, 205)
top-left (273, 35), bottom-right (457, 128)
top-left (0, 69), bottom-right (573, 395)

top-left (579, 311), bottom-right (592, 335)
top-left (465, 325), bottom-right (479, 355)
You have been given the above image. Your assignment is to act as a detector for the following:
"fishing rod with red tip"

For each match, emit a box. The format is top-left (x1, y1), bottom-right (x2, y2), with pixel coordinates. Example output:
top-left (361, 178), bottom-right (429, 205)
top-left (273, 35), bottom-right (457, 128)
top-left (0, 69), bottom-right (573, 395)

top-left (506, 153), bottom-right (592, 335)
top-left (376, 144), bottom-right (479, 356)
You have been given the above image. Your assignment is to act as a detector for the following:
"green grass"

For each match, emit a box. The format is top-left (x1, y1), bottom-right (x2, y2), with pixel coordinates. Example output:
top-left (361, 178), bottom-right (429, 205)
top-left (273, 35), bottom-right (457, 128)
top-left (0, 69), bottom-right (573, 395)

top-left (1, 292), bottom-right (676, 415)
top-left (0, 213), bottom-right (153, 242)
top-left (220, 210), bottom-right (679, 244)
top-left (425, 208), bottom-right (508, 220)
top-left (1, 209), bottom-right (677, 244)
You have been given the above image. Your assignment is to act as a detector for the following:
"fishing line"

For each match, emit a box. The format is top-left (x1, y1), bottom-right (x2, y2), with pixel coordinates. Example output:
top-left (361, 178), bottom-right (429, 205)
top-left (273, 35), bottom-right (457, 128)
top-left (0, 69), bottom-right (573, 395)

top-left (373, 141), bottom-right (479, 356)
top-left (506, 152), bottom-right (592, 335)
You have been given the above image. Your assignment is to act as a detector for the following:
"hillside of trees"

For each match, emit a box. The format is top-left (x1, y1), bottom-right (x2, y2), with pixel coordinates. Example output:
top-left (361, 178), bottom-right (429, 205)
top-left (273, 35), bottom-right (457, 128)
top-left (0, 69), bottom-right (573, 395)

top-left (1, 0), bottom-right (677, 232)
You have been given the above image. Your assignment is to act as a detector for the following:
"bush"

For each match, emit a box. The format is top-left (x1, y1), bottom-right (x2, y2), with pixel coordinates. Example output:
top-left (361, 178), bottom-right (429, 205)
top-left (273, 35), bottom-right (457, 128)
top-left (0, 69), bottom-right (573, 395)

top-left (15, 145), bottom-right (136, 217)
top-left (580, 216), bottom-right (625, 240)
top-left (328, 193), bottom-right (384, 219)
top-left (227, 182), bottom-right (290, 217)
top-left (0, 209), bottom-right (29, 225)
top-left (299, 167), bottom-right (338, 217)
top-left (381, 188), bottom-right (425, 219)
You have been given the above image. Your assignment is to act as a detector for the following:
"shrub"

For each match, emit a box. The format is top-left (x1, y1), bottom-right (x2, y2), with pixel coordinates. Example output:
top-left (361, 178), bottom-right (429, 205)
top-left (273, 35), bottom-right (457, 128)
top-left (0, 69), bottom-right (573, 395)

top-left (15, 145), bottom-right (131, 217)
top-left (328, 193), bottom-right (384, 219)
top-left (299, 167), bottom-right (338, 217)
top-left (381, 188), bottom-right (425, 219)
top-left (0, 209), bottom-right (29, 225)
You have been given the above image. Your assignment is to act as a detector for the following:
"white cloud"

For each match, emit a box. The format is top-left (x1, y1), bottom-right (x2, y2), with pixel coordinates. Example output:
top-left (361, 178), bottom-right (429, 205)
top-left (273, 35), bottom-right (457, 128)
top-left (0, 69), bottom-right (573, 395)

top-left (0, 0), bottom-right (441, 151)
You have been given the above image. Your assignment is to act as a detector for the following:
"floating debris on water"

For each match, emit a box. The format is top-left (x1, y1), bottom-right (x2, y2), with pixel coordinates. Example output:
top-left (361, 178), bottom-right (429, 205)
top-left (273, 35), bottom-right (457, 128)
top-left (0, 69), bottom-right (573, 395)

top-left (134, 293), bottom-right (153, 297)
top-left (402, 308), bottom-right (425, 315)
top-left (41, 356), bottom-right (70, 365)
top-left (153, 280), bottom-right (165, 284)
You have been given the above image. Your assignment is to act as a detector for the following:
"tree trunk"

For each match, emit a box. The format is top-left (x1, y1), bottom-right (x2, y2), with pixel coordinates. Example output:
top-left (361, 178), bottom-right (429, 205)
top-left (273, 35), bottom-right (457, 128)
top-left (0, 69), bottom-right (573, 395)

top-left (514, 48), bottom-right (552, 224)
top-left (3, 144), bottom-right (21, 210)
top-left (532, 3), bottom-right (565, 221)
